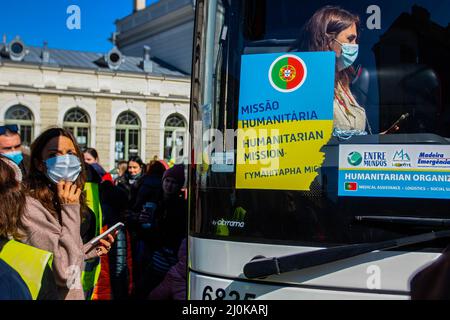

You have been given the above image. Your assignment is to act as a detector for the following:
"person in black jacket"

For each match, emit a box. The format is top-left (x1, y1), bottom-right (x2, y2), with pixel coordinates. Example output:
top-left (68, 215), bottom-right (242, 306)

top-left (132, 160), bottom-right (166, 213)
top-left (116, 156), bottom-right (146, 207)
top-left (100, 177), bottom-right (132, 299)
top-left (128, 160), bottom-right (167, 298)
top-left (134, 164), bottom-right (187, 298)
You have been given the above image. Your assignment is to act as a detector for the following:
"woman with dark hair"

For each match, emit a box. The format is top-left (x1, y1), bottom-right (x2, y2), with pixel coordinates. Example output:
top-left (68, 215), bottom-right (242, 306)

top-left (83, 147), bottom-right (99, 165)
top-left (116, 156), bottom-right (146, 205)
top-left (20, 128), bottom-right (115, 300)
top-left (298, 6), bottom-right (367, 132)
top-left (83, 147), bottom-right (112, 183)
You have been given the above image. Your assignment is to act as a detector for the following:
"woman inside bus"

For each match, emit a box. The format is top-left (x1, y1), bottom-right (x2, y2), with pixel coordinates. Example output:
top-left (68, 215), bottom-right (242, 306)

top-left (297, 6), bottom-right (397, 135)
top-left (20, 128), bottom-right (115, 300)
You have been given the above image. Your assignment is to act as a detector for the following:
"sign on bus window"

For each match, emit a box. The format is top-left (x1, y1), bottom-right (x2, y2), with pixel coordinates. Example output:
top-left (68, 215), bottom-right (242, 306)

top-left (236, 52), bottom-right (335, 191)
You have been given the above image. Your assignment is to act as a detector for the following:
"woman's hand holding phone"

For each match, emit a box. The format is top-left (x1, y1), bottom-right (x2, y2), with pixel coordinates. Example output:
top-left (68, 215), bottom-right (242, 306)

top-left (95, 232), bottom-right (117, 257)
top-left (89, 222), bottom-right (124, 256)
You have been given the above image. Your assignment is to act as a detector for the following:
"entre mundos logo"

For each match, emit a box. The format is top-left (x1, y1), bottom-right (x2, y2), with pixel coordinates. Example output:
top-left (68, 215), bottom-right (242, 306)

top-left (347, 151), bottom-right (363, 166)
top-left (269, 54), bottom-right (307, 93)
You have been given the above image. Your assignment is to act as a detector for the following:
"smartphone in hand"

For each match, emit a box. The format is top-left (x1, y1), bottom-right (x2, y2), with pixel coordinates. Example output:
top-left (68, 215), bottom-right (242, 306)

top-left (89, 222), bottom-right (125, 246)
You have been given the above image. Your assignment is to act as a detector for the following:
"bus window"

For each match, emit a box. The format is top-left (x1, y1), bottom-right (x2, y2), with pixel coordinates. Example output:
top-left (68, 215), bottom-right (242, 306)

top-left (190, 0), bottom-right (450, 249)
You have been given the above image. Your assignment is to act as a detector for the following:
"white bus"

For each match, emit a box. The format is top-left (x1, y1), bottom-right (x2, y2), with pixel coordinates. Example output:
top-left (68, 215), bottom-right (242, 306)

top-left (188, 0), bottom-right (450, 299)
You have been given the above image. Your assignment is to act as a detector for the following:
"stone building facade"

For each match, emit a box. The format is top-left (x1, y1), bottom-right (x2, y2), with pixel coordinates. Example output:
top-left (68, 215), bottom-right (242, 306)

top-left (0, 38), bottom-right (190, 170)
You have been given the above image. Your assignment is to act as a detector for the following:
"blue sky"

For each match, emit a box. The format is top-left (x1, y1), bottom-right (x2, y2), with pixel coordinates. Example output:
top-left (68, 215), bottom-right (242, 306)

top-left (0, 0), bottom-right (159, 53)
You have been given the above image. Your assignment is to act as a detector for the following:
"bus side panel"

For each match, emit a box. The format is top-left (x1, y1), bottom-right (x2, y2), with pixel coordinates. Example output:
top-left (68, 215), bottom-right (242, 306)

top-left (189, 236), bottom-right (439, 295)
top-left (189, 272), bottom-right (408, 300)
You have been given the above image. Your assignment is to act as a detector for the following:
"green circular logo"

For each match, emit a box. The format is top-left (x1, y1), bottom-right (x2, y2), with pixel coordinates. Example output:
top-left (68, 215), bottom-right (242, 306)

top-left (347, 152), bottom-right (363, 166)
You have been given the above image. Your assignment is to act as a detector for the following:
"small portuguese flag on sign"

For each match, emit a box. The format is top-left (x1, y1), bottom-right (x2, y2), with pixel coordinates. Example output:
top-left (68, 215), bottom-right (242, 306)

top-left (345, 182), bottom-right (358, 191)
top-left (270, 55), bottom-right (306, 92)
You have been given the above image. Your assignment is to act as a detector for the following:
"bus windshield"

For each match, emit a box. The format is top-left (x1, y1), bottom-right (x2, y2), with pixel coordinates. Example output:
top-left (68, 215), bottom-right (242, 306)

top-left (189, 0), bottom-right (450, 248)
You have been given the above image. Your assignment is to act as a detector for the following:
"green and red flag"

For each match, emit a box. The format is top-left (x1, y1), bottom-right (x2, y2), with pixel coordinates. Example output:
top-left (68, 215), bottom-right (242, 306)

top-left (345, 182), bottom-right (358, 191)
top-left (269, 54), bottom-right (307, 92)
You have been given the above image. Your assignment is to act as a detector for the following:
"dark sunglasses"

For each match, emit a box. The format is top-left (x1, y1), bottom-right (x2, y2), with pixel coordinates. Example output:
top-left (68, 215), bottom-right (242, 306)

top-left (0, 124), bottom-right (19, 135)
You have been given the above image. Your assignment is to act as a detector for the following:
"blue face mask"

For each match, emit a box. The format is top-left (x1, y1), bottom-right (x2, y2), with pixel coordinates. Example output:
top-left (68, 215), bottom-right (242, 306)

top-left (3, 151), bottom-right (23, 166)
top-left (45, 154), bottom-right (82, 184)
top-left (334, 39), bottom-right (359, 71)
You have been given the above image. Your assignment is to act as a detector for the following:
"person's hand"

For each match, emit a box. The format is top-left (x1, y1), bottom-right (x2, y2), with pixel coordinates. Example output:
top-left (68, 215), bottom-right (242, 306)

top-left (95, 231), bottom-right (118, 257)
top-left (57, 181), bottom-right (82, 204)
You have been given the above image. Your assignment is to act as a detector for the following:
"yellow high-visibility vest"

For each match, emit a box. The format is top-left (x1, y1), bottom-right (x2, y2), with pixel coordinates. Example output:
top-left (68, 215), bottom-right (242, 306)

top-left (81, 182), bottom-right (103, 300)
top-left (0, 240), bottom-right (53, 300)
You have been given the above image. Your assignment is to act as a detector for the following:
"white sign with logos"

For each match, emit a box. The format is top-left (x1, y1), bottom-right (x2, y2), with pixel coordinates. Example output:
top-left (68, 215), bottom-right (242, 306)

top-left (339, 144), bottom-right (450, 199)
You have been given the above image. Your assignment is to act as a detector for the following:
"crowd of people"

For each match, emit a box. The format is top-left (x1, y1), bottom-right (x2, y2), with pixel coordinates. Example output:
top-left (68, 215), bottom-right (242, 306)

top-left (0, 125), bottom-right (187, 300)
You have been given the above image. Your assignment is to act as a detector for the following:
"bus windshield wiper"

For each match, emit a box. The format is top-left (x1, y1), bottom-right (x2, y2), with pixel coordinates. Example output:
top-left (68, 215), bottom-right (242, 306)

top-left (243, 230), bottom-right (450, 279)
top-left (355, 216), bottom-right (450, 227)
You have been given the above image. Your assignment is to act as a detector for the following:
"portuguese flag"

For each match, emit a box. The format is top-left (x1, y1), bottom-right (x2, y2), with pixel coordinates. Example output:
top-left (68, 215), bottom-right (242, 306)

top-left (271, 56), bottom-right (305, 91)
top-left (345, 182), bottom-right (358, 191)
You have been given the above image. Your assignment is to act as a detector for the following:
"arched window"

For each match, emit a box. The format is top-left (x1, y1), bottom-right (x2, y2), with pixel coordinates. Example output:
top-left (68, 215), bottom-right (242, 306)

top-left (5, 105), bottom-right (34, 146)
top-left (63, 108), bottom-right (90, 150)
top-left (115, 111), bottom-right (141, 162)
top-left (164, 114), bottom-right (187, 163)
top-left (165, 114), bottom-right (185, 128)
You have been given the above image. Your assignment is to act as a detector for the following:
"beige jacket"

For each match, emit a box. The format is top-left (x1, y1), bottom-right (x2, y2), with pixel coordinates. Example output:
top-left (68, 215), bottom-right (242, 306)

top-left (20, 196), bottom-right (98, 300)
top-left (333, 82), bottom-right (367, 131)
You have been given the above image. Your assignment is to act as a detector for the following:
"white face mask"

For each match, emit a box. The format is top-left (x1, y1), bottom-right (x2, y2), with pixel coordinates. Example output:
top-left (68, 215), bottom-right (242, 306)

top-left (45, 154), bottom-right (82, 184)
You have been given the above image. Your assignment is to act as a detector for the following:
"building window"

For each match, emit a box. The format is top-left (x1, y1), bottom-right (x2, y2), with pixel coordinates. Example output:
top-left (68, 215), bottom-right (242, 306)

top-left (63, 108), bottom-right (90, 150)
top-left (164, 114), bottom-right (187, 163)
top-left (115, 111), bottom-right (141, 163)
top-left (5, 105), bottom-right (34, 147)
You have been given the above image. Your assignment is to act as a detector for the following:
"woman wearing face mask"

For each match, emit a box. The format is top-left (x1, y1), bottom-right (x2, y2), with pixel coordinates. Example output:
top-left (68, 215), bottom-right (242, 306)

top-left (298, 6), bottom-right (368, 133)
top-left (116, 156), bottom-right (146, 205)
top-left (20, 128), bottom-right (115, 300)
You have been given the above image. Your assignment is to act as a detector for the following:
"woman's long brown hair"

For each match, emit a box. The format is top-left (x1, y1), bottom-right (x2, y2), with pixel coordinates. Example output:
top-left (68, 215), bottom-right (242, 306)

top-left (295, 6), bottom-right (360, 87)
top-left (0, 156), bottom-right (25, 239)
top-left (25, 127), bottom-right (87, 219)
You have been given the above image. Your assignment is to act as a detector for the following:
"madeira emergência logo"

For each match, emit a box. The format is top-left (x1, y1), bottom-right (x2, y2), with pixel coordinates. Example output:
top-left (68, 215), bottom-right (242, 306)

top-left (347, 151), bottom-right (363, 166)
top-left (269, 54), bottom-right (307, 93)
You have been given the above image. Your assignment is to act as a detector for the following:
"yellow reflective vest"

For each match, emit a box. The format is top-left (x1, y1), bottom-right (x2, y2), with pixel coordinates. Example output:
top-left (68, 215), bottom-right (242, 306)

top-left (81, 182), bottom-right (103, 300)
top-left (0, 240), bottom-right (53, 300)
